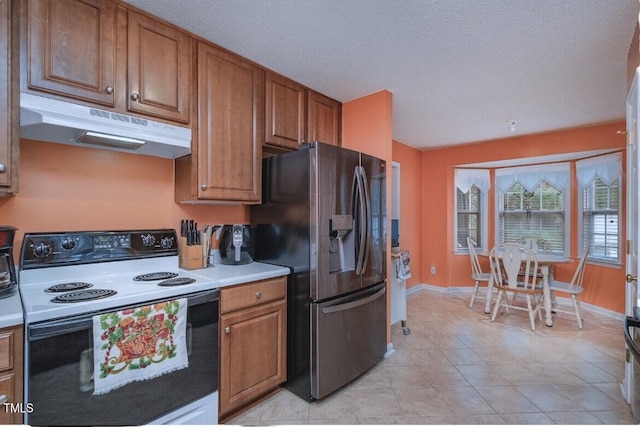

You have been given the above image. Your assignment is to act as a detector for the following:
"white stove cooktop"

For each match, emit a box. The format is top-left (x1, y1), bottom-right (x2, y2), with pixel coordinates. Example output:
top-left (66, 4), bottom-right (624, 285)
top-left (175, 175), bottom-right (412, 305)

top-left (19, 256), bottom-right (219, 323)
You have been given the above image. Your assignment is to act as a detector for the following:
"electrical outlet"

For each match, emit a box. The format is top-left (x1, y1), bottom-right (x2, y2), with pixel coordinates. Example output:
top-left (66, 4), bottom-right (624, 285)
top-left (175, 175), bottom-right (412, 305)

top-left (430, 264), bottom-right (436, 274)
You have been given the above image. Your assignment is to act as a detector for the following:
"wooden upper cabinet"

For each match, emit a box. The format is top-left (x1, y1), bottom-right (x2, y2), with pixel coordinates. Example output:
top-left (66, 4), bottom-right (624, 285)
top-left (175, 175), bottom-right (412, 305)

top-left (195, 41), bottom-right (263, 202)
top-left (264, 72), bottom-right (306, 151)
top-left (1, 0), bottom-right (18, 194)
top-left (25, 0), bottom-right (116, 106)
top-left (126, 10), bottom-right (191, 124)
top-left (308, 90), bottom-right (342, 146)
top-left (24, 0), bottom-right (192, 124)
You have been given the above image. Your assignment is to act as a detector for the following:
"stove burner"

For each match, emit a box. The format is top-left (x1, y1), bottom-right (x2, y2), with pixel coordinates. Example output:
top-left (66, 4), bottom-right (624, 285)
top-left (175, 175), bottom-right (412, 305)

top-left (133, 272), bottom-right (179, 282)
top-left (158, 277), bottom-right (197, 287)
top-left (51, 289), bottom-right (117, 303)
top-left (45, 282), bottom-right (94, 293)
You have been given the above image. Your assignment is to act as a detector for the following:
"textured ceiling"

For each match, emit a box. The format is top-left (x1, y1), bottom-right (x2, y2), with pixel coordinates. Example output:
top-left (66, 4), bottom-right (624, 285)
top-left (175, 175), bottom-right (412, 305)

top-left (126, 0), bottom-right (639, 150)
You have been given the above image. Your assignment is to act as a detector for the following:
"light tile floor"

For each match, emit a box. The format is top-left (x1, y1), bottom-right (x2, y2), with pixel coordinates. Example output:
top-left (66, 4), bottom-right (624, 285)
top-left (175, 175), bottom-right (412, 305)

top-left (226, 289), bottom-right (636, 425)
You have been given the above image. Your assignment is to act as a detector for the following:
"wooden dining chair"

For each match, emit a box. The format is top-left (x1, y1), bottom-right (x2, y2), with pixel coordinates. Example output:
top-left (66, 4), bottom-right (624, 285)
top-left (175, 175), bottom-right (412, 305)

top-left (515, 236), bottom-right (553, 279)
top-left (490, 243), bottom-right (544, 331)
top-left (467, 237), bottom-right (491, 309)
top-left (548, 244), bottom-right (590, 329)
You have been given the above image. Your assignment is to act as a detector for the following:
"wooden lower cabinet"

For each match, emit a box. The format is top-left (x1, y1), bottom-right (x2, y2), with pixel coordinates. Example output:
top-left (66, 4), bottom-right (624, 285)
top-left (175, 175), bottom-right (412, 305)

top-left (219, 277), bottom-right (286, 419)
top-left (0, 325), bottom-right (23, 425)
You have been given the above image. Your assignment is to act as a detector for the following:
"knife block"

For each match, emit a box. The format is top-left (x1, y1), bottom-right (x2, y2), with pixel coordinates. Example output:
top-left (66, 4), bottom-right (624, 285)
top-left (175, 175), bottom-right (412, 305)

top-left (178, 236), bottom-right (206, 270)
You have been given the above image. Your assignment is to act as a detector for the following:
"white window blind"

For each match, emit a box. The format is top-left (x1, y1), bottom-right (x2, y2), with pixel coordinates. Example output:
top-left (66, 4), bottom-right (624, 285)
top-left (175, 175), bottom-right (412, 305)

top-left (496, 163), bottom-right (570, 254)
top-left (577, 153), bottom-right (621, 263)
top-left (455, 169), bottom-right (489, 251)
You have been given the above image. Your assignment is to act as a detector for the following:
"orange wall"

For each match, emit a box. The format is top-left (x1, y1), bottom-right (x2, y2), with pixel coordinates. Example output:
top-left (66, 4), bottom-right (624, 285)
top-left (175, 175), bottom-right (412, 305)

top-left (342, 90), bottom-right (393, 161)
top-left (1, 139), bottom-right (248, 260)
top-left (391, 140), bottom-right (422, 287)
top-left (419, 121), bottom-right (627, 313)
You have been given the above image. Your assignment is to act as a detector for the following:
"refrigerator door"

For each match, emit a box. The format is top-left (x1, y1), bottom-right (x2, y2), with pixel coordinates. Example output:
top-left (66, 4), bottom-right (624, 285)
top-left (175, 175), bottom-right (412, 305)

top-left (312, 143), bottom-right (363, 301)
top-left (360, 153), bottom-right (387, 288)
top-left (311, 281), bottom-right (387, 399)
top-left (624, 311), bottom-right (640, 422)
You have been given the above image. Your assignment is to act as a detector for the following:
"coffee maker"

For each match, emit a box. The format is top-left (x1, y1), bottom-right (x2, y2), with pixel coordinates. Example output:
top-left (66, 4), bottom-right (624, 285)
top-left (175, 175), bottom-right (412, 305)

top-left (0, 226), bottom-right (17, 299)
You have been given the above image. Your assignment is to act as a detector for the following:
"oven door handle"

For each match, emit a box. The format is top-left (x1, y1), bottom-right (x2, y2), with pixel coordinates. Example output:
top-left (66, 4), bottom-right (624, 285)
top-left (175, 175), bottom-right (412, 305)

top-left (29, 317), bottom-right (94, 339)
top-left (28, 289), bottom-right (220, 340)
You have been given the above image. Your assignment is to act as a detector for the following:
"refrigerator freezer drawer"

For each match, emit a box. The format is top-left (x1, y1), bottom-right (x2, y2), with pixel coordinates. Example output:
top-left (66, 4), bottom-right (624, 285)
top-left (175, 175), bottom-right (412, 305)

top-left (311, 282), bottom-right (387, 399)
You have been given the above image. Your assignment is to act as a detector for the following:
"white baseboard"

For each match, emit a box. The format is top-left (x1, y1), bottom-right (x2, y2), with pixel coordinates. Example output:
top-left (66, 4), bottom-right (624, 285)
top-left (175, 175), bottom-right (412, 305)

top-left (384, 343), bottom-right (395, 358)
top-left (405, 283), bottom-right (625, 321)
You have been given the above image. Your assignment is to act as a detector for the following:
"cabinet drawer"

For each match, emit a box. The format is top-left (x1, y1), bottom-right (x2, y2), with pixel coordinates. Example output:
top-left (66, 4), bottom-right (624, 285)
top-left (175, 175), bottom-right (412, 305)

top-left (0, 331), bottom-right (13, 372)
top-left (221, 276), bottom-right (286, 313)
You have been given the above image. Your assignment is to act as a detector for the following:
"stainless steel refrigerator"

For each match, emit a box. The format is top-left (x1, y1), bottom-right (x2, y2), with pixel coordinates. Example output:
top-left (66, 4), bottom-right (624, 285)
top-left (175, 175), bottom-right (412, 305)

top-left (250, 142), bottom-right (387, 401)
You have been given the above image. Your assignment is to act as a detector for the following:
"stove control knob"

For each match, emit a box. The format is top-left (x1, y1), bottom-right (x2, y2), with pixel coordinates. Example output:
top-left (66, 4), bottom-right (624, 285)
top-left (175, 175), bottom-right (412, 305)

top-left (61, 238), bottom-right (77, 251)
top-left (33, 242), bottom-right (52, 258)
top-left (160, 237), bottom-right (174, 249)
top-left (142, 234), bottom-right (156, 247)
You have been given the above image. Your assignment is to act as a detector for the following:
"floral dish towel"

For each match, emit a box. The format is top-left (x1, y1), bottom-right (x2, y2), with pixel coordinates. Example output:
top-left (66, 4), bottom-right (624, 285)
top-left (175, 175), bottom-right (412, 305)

top-left (92, 298), bottom-right (189, 395)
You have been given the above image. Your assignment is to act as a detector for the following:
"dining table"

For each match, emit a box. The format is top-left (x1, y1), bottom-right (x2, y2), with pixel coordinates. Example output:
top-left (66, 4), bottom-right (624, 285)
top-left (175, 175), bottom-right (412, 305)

top-left (479, 251), bottom-right (572, 327)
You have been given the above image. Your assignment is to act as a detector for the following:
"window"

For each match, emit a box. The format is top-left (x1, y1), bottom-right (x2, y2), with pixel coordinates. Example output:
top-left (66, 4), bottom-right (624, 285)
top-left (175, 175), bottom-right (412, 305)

top-left (496, 164), bottom-right (570, 255)
top-left (456, 185), bottom-right (482, 249)
top-left (577, 153), bottom-right (622, 264)
top-left (454, 169), bottom-right (489, 251)
top-left (499, 181), bottom-right (565, 252)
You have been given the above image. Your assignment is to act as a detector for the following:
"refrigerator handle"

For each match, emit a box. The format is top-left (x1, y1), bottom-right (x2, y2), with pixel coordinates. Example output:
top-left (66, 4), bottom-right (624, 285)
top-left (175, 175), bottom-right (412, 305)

top-left (353, 166), bottom-right (367, 275)
top-left (360, 166), bottom-right (372, 273)
top-left (625, 315), bottom-right (640, 360)
top-left (321, 287), bottom-right (386, 314)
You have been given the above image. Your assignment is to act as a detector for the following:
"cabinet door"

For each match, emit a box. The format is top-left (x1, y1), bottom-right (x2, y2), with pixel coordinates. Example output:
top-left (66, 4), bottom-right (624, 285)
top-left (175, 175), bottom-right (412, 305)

top-left (265, 72), bottom-right (305, 150)
top-left (0, 0), bottom-right (11, 189)
top-left (0, 326), bottom-right (23, 425)
top-left (197, 42), bottom-right (263, 202)
top-left (308, 91), bottom-right (342, 146)
top-left (0, 0), bottom-right (17, 192)
top-left (26, 0), bottom-right (116, 106)
top-left (0, 373), bottom-right (17, 424)
top-left (219, 299), bottom-right (286, 417)
top-left (127, 11), bottom-right (191, 124)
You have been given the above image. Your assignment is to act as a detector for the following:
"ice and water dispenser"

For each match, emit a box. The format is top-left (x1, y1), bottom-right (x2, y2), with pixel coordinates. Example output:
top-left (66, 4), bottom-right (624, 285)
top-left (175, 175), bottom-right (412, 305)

top-left (329, 214), bottom-right (355, 273)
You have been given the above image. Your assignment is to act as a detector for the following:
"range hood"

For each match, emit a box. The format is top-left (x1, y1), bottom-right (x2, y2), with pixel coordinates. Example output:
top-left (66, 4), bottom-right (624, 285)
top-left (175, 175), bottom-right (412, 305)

top-left (19, 93), bottom-right (191, 159)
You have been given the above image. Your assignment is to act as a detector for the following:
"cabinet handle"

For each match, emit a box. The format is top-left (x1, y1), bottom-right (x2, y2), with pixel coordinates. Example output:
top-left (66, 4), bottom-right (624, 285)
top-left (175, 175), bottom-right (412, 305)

top-left (0, 164), bottom-right (5, 173)
top-left (255, 291), bottom-right (261, 299)
top-left (0, 395), bottom-right (6, 404)
top-left (105, 86), bottom-right (114, 94)
top-left (131, 93), bottom-right (139, 101)
top-left (224, 326), bottom-right (231, 334)
top-left (200, 184), bottom-right (208, 191)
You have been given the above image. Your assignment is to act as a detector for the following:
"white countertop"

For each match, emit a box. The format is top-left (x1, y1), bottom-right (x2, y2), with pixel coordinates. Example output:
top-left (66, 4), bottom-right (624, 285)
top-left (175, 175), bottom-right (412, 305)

top-left (190, 262), bottom-right (290, 288)
top-left (1, 261), bottom-right (288, 328)
top-left (0, 291), bottom-right (23, 328)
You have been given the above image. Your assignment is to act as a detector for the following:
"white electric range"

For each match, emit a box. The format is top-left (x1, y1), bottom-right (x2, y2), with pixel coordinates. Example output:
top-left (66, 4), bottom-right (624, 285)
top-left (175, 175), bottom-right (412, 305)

top-left (19, 229), bottom-right (220, 426)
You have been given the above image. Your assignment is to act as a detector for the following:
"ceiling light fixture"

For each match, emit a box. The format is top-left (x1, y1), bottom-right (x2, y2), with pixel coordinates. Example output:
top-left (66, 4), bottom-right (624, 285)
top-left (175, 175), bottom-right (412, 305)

top-left (507, 120), bottom-right (517, 133)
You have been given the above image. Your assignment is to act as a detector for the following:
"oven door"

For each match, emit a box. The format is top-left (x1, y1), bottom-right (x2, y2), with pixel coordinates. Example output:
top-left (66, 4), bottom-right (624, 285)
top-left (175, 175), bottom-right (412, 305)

top-left (25, 289), bottom-right (219, 426)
